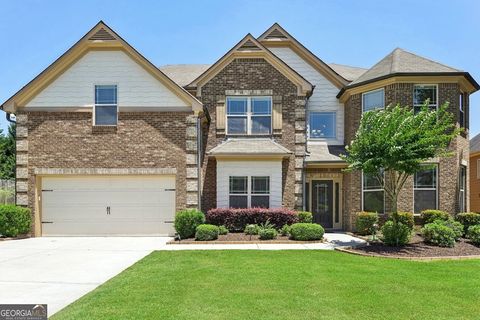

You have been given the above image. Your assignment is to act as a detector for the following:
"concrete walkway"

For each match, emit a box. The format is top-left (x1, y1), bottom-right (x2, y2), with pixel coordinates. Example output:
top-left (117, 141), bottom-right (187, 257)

top-left (0, 233), bottom-right (364, 316)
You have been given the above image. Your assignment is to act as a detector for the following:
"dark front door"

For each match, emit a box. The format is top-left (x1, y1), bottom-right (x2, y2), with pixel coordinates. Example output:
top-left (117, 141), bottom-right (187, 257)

top-left (312, 180), bottom-right (333, 229)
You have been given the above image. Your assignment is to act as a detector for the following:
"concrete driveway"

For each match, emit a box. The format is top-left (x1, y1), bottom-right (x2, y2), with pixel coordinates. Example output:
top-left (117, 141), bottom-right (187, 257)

top-left (0, 237), bottom-right (171, 316)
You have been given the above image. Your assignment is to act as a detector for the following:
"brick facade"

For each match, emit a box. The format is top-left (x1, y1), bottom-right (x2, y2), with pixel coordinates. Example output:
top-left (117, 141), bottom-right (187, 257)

top-left (198, 58), bottom-right (306, 212)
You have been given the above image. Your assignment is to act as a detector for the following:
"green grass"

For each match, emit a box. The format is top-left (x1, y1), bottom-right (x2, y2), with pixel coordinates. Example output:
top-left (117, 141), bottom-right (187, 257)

top-left (53, 251), bottom-right (480, 320)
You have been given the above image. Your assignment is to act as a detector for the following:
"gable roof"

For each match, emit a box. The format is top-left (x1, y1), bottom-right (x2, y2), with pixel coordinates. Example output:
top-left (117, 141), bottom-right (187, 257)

top-left (1, 21), bottom-right (202, 113)
top-left (187, 34), bottom-right (313, 96)
top-left (471, 133), bottom-right (480, 155)
top-left (258, 23), bottom-right (350, 88)
top-left (328, 63), bottom-right (367, 82)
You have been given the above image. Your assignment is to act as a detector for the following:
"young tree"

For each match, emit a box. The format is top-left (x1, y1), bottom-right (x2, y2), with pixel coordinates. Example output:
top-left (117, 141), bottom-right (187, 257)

top-left (0, 124), bottom-right (16, 180)
top-left (342, 102), bottom-right (460, 220)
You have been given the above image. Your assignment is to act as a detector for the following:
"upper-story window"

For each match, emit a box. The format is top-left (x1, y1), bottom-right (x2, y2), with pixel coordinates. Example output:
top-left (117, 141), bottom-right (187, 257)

top-left (362, 88), bottom-right (384, 112)
top-left (459, 92), bottom-right (465, 127)
top-left (94, 85), bottom-right (117, 126)
top-left (309, 112), bottom-right (336, 138)
top-left (226, 96), bottom-right (272, 135)
top-left (413, 84), bottom-right (437, 113)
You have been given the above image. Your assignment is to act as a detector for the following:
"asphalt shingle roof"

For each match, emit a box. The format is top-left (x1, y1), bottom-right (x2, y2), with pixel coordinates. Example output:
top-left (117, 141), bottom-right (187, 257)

top-left (471, 134), bottom-right (480, 153)
top-left (305, 142), bottom-right (346, 162)
top-left (208, 138), bottom-right (292, 156)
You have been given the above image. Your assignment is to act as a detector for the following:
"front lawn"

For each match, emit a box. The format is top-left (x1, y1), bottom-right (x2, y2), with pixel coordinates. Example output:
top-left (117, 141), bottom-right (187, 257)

top-left (53, 251), bottom-right (480, 320)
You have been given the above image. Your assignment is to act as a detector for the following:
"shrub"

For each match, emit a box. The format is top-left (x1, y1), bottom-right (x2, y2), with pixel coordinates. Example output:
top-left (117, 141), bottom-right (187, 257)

top-left (434, 219), bottom-right (463, 240)
top-left (467, 225), bottom-right (480, 245)
top-left (280, 224), bottom-right (291, 236)
top-left (381, 221), bottom-right (411, 246)
top-left (297, 211), bottom-right (313, 223)
top-left (421, 210), bottom-right (449, 225)
top-left (394, 212), bottom-right (414, 230)
top-left (456, 212), bottom-right (480, 234)
top-left (0, 205), bottom-right (31, 237)
top-left (244, 224), bottom-right (260, 235)
top-left (258, 228), bottom-right (277, 240)
top-left (195, 224), bottom-right (219, 241)
top-left (174, 209), bottom-right (205, 239)
top-left (290, 223), bottom-right (324, 241)
top-left (355, 212), bottom-right (378, 235)
top-left (421, 222), bottom-right (456, 247)
top-left (206, 208), bottom-right (298, 231)
top-left (218, 225), bottom-right (229, 235)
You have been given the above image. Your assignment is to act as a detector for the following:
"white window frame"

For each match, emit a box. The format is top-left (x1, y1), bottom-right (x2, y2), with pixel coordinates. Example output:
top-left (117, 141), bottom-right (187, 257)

top-left (413, 84), bottom-right (438, 113)
top-left (93, 84), bottom-right (118, 126)
top-left (228, 175), bottom-right (270, 208)
top-left (459, 165), bottom-right (467, 213)
top-left (308, 111), bottom-right (337, 139)
top-left (477, 159), bottom-right (480, 180)
top-left (413, 164), bottom-right (438, 214)
top-left (361, 170), bottom-right (385, 214)
top-left (362, 88), bottom-right (385, 113)
top-left (226, 96), bottom-right (272, 135)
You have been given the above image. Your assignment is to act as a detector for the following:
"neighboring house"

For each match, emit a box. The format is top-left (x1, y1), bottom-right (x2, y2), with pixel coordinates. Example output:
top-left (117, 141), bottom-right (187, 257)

top-left (1, 22), bottom-right (478, 236)
top-left (470, 134), bottom-right (480, 212)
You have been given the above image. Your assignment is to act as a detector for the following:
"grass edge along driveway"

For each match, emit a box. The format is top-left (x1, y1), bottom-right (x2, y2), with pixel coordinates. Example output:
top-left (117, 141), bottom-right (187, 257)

top-left (53, 250), bottom-right (480, 320)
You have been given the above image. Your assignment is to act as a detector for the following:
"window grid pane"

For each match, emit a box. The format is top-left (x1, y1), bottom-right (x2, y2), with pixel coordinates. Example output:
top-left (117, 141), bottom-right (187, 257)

top-left (363, 170), bottom-right (384, 213)
top-left (251, 176), bottom-right (270, 194)
top-left (309, 112), bottom-right (336, 138)
top-left (414, 165), bottom-right (437, 213)
top-left (226, 96), bottom-right (271, 135)
top-left (414, 85), bottom-right (437, 106)
top-left (362, 89), bottom-right (384, 112)
top-left (229, 176), bottom-right (248, 194)
top-left (95, 85), bottom-right (117, 105)
top-left (251, 196), bottom-right (269, 208)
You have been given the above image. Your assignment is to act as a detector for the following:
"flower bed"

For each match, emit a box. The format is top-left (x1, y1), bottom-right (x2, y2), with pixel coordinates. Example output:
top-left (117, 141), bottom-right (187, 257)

top-left (167, 232), bottom-right (324, 244)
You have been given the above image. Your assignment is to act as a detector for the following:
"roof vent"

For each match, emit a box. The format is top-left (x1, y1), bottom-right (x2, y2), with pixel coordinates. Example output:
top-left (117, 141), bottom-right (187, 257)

top-left (264, 29), bottom-right (288, 39)
top-left (89, 28), bottom-right (116, 41)
top-left (238, 39), bottom-right (261, 51)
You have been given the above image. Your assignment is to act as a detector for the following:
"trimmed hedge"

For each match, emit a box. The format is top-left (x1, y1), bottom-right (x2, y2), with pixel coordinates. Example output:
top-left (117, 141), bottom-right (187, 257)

top-left (258, 228), bottom-right (277, 240)
top-left (280, 224), bottom-right (291, 236)
top-left (381, 221), bottom-right (411, 246)
top-left (467, 225), bottom-right (480, 245)
top-left (289, 223), bottom-right (324, 241)
top-left (244, 224), bottom-right (260, 235)
top-left (355, 212), bottom-right (378, 235)
top-left (456, 212), bottom-right (480, 234)
top-left (218, 225), bottom-right (229, 235)
top-left (0, 205), bottom-right (31, 237)
top-left (395, 212), bottom-right (414, 230)
top-left (434, 219), bottom-right (463, 240)
top-left (421, 210), bottom-right (449, 225)
top-left (206, 208), bottom-right (299, 231)
top-left (422, 221), bottom-right (456, 247)
top-left (297, 211), bottom-right (313, 223)
top-left (195, 224), bottom-right (219, 241)
top-left (174, 209), bottom-right (205, 239)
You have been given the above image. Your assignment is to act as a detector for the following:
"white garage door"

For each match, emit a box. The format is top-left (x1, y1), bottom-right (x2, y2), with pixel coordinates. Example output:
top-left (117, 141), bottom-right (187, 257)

top-left (41, 175), bottom-right (176, 236)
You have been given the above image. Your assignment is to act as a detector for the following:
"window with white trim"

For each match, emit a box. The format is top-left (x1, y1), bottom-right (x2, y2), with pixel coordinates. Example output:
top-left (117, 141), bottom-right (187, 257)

top-left (478, 159), bottom-right (480, 180)
top-left (94, 85), bottom-right (117, 126)
top-left (362, 89), bottom-right (385, 113)
top-left (413, 85), bottom-right (437, 114)
top-left (229, 176), bottom-right (270, 208)
top-left (226, 97), bottom-right (271, 135)
top-left (459, 93), bottom-right (465, 128)
top-left (414, 164), bottom-right (437, 213)
top-left (362, 170), bottom-right (384, 213)
top-left (309, 112), bottom-right (336, 138)
top-left (459, 166), bottom-right (466, 213)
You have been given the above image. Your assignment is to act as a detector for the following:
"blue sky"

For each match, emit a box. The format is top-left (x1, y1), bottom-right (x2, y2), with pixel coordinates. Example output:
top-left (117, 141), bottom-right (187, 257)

top-left (1, 0), bottom-right (479, 136)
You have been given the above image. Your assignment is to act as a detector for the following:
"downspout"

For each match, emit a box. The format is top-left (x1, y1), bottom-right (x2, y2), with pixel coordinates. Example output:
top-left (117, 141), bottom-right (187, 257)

top-left (302, 88), bottom-right (314, 211)
top-left (196, 116), bottom-right (202, 210)
top-left (6, 113), bottom-right (16, 205)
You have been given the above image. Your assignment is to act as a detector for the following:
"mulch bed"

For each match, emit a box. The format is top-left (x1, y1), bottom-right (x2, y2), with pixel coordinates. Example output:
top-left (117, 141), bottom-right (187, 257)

top-left (168, 232), bottom-right (323, 244)
top-left (0, 234), bottom-right (30, 242)
top-left (350, 233), bottom-right (480, 258)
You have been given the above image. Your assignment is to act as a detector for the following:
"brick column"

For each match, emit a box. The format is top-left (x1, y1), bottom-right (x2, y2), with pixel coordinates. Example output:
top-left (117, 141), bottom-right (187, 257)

top-left (294, 99), bottom-right (307, 210)
top-left (15, 113), bottom-right (29, 207)
top-left (185, 114), bottom-right (199, 208)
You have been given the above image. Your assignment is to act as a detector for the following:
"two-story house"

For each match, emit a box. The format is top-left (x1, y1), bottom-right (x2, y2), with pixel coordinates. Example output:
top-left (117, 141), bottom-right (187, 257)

top-left (2, 22), bottom-right (478, 236)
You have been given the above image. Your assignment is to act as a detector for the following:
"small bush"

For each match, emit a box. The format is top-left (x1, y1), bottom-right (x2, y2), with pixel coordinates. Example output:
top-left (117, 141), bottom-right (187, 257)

top-left (355, 212), bottom-right (378, 235)
top-left (174, 209), bottom-right (205, 239)
top-left (434, 219), bottom-right (463, 240)
top-left (218, 225), bottom-right (229, 235)
top-left (421, 222), bottom-right (456, 247)
top-left (421, 210), bottom-right (449, 225)
top-left (394, 212), bottom-right (414, 230)
top-left (206, 208), bottom-right (298, 231)
top-left (290, 223), bottom-right (324, 241)
top-left (456, 212), bottom-right (480, 234)
top-left (381, 221), bottom-right (411, 246)
top-left (297, 211), bottom-right (313, 223)
top-left (280, 224), bottom-right (291, 236)
top-left (195, 224), bottom-right (219, 241)
top-left (258, 228), bottom-right (277, 240)
top-left (467, 225), bottom-right (480, 245)
top-left (244, 224), bottom-right (260, 235)
top-left (0, 205), bottom-right (31, 237)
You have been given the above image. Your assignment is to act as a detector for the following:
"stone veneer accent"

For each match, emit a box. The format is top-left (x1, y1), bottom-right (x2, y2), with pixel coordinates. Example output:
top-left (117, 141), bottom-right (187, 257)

top-left (199, 58), bottom-right (306, 211)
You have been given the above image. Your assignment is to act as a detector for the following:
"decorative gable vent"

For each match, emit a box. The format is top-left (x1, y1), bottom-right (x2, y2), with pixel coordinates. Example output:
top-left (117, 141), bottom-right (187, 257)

top-left (237, 39), bottom-right (261, 51)
top-left (89, 28), bottom-right (116, 41)
top-left (264, 29), bottom-right (288, 40)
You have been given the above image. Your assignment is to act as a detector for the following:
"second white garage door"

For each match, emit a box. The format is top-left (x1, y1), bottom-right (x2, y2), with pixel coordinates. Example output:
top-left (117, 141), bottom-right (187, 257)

top-left (41, 175), bottom-right (176, 236)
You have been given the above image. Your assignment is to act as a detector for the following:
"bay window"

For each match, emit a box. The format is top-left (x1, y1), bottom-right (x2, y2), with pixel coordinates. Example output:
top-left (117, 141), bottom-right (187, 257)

top-left (414, 164), bottom-right (437, 213)
top-left (362, 170), bottom-right (385, 213)
top-left (229, 176), bottom-right (270, 208)
top-left (414, 85), bottom-right (437, 113)
top-left (226, 96), bottom-right (272, 135)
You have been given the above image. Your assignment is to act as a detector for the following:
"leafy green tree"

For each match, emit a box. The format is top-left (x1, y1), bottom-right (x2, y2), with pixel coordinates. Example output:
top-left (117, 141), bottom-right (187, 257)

top-left (0, 124), bottom-right (16, 180)
top-left (342, 102), bottom-right (460, 220)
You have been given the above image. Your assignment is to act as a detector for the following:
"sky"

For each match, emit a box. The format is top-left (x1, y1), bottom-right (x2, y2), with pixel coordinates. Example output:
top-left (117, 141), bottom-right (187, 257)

top-left (1, 0), bottom-right (479, 136)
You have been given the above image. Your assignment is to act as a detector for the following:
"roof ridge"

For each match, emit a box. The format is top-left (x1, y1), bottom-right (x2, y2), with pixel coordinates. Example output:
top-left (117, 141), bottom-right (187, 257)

top-left (398, 47), bottom-right (462, 72)
top-left (328, 62), bottom-right (368, 70)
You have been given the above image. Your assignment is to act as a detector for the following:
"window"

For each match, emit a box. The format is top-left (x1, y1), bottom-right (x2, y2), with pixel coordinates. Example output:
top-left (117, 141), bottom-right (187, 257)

top-left (478, 159), bottom-right (480, 180)
top-left (229, 176), bottom-right (270, 208)
top-left (459, 166), bottom-right (466, 213)
top-left (309, 112), bottom-right (336, 138)
top-left (413, 85), bottom-right (437, 113)
top-left (226, 96), bottom-right (271, 135)
top-left (459, 93), bottom-right (465, 128)
top-left (414, 164), bottom-right (437, 213)
top-left (362, 170), bottom-right (384, 213)
top-left (362, 89), bottom-right (385, 112)
top-left (94, 85), bottom-right (117, 126)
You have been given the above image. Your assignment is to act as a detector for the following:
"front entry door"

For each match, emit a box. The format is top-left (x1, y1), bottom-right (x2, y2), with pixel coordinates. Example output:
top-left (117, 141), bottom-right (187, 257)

top-left (312, 180), bottom-right (333, 229)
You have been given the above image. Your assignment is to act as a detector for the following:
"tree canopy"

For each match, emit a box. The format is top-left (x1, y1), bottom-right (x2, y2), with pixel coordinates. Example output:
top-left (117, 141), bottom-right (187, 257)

top-left (0, 124), bottom-right (16, 180)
